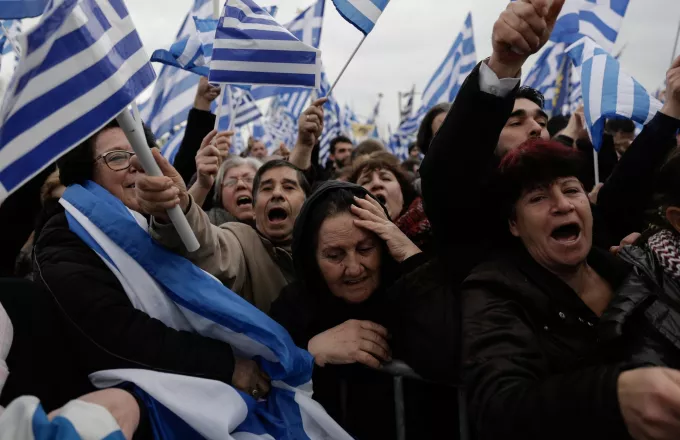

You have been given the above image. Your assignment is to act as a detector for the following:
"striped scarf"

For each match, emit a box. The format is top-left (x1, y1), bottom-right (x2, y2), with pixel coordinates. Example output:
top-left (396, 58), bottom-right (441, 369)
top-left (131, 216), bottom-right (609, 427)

top-left (648, 229), bottom-right (680, 280)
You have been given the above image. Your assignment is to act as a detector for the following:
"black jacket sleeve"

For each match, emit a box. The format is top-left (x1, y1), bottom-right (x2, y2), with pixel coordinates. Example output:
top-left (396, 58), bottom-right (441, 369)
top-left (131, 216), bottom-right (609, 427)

top-left (419, 63), bottom-right (517, 278)
top-left (462, 284), bottom-right (630, 440)
top-left (33, 214), bottom-right (235, 385)
top-left (387, 254), bottom-right (459, 383)
top-left (173, 108), bottom-right (216, 185)
top-left (595, 112), bottom-right (680, 246)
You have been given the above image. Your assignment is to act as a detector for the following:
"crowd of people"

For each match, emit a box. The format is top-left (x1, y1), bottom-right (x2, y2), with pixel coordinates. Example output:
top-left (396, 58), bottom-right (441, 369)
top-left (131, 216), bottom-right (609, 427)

top-left (4, 0), bottom-right (680, 438)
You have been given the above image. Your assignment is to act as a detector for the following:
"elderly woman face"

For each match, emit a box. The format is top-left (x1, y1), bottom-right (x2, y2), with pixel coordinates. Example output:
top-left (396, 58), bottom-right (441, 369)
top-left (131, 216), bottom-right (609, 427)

top-left (356, 169), bottom-right (404, 221)
top-left (92, 128), bottom-right (141, 211)
top-left (509, 177), bottom-right (593, 272)
top-left (316, 212), bottom-right (382, 304)
top-left (221, 164), bottom-right (256, 221)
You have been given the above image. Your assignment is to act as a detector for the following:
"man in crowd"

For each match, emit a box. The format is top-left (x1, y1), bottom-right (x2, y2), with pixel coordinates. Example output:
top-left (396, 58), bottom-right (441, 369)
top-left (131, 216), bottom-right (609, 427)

top-left (605, 119), bottom-right (636, 158)
top-left (326, 136), bottom-right (354, 173)
top-left (250, 139), bottom-right (268, 160)
top-left (134, 102), bottom-right (325, 313)
top-left (420, 0), bottom-right (680, 438)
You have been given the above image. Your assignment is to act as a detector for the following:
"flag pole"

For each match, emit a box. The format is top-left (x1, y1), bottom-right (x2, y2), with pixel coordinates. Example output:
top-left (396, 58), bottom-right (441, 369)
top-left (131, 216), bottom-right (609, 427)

top-left (328, 35), bottom-right (367, 96)
top-left (672, 18), bottom-right (680, 65)
top-left (593, 148), bottom-right (600, 185)
top-left (117, 103), bottom-right (200, 252)
top-left (212, 0), bottom-right (223, 131)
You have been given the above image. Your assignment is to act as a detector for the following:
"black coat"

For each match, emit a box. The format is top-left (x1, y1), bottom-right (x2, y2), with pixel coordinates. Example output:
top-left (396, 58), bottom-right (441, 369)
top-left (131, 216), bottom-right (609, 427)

top-left (32, 204), bottom-right (237, 396)
top-left (269, 181), bottom-right (459, 440)
top-left (600, 238), bottom-right (680, 368)
top-left (462, 245), bottom-right (636, 440)
top-left (420, 62), bottom-right (680, 287)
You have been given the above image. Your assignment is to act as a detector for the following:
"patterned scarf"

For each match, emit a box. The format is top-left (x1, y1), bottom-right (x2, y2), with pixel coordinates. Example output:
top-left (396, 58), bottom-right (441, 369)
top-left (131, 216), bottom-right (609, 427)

top-left (648, 229), bottom-right (680, 280)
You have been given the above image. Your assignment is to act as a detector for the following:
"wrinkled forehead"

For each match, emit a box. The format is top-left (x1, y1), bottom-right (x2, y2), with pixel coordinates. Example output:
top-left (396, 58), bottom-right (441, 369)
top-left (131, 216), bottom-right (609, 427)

top-left (226, 164), bottom-right (257, 178)
top-left (260, 166), bottom-right (299, 185)
top-left (94, 127), bottom-right (132, 156)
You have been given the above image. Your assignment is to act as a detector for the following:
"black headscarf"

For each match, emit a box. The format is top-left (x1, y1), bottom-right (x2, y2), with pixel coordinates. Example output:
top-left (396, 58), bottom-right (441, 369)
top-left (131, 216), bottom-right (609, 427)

top-left (284, 181), bottom-right (401, 342)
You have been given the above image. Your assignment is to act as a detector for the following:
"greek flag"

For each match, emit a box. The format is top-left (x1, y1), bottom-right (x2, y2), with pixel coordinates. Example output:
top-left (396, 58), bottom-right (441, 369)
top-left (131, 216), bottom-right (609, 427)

top-left (161, 125), bottom-right (186, 165)
top-left (249, 0), bottom-right (325, 100)
top-left (524, 42), bottom-right (572, 114)
top-left (318, 70), bottom-right (344, 165)
top-left (138, 0), bottom-right (214, 138)
top-left (0, 0), bottom-right (48, 18)
top-left (215, 87), bottom-right (264, 132)
top-left (0, 0), bottom-right (155, 204)
top-left (331, 0), bottom-right (389, 35)
top-left (389, 13), bottom-right (475, 159)
top-left (232, 129), bottom-right (245, 154)
top-left (264, 5), bottom-right (278, 18)
top-left (0, 395), bottom-right (126, 439)
top-left (60, 181), bottom-right (352, 440)
top-left (209, 0), bottom-right (321, 88)
top-left (0, 20), bottom-right (21, 56)
top-left (150, 21), bottom-right (210, 77)
top-left (566, 36), bottom-right (662, 151)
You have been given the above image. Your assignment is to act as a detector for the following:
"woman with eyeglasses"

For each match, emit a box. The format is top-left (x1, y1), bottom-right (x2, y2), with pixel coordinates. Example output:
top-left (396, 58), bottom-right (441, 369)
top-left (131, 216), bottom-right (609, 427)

top-left (30, 120), bottom-right (270, 414)
top-left (189, 140), bottom-right (262, 227)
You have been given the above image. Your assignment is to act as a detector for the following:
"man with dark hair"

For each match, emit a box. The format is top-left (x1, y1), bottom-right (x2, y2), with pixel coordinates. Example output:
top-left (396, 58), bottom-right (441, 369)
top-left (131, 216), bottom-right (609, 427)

top-left (327, 135), bottom-right (353, 171)
top-left (605, 118), bottom-right (636, 158)
top-left (135, 154), bottom-right (310, 313)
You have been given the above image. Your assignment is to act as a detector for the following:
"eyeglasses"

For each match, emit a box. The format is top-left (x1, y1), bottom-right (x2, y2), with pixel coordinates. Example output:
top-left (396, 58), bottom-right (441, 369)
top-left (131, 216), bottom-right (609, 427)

top-left (223, 176), bottom-right (255, 188)
top-left (94, 150), bottom-right (136, 171)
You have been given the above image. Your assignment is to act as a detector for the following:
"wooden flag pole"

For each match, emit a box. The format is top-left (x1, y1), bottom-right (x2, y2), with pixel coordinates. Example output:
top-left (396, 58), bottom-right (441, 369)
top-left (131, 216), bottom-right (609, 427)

top-left (117, 103), bottom-right (200, 252)
top-left (328, 35), bottom-right (367, 96)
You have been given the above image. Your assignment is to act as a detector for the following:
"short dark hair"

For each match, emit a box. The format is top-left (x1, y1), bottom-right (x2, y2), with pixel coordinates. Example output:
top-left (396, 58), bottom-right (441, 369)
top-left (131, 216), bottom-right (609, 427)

top-left (547, 114), bottom-right (570, 138)
top-left (650, 148), bottom-right (680, 228)
top-left (351, 139), bottom-right (385, 161)
top-left (407, 142), bottom-right (419, 154)
top-left (497, 139), bottom-right (586, 219)
top-left (57, 119), bottom-right (156, 187)
top-left (516, 86), bottom-right (545, 109)
top-left (605, 118), bottom-right (636, 134)
top-left (349, 156), bottom-right (418, 217)
top-left (252, 159), bottom-right (311, 202)
top-left (417, 103), bottom-right (450, 155)
top-left (401, 157), bottom-right (421, 175)
top-left (329, 135), bottom-right (353, 155)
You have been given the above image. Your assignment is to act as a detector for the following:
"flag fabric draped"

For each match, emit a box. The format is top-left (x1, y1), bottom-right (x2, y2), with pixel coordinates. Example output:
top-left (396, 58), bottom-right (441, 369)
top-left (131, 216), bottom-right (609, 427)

top-left (0, 396), bottom-right (126, 439)
top-left (150, 27), bottom-right (209, 77)
top-left (388, 13), bottom-right (476, 160)
top-left (249, 0), bottom-right (325, 100)
top-left (0, 0), bottom-right (48, 19)
top-left (209, 0), bottom-right (321, 89)
top-left (566, 37), bottom-right (662, 151)
top-left (331, 0), bottom-right (389, 35)
top-left (0, 0), bottom-right (155, 204)
top-left (550, 0), bottom-right (630, 51)
top-left (138, 0), bottom-right (213, 138)
top-left (60, 181), bottom-right (353, 440)
top-left (264, 5), bottom-right (278, 17)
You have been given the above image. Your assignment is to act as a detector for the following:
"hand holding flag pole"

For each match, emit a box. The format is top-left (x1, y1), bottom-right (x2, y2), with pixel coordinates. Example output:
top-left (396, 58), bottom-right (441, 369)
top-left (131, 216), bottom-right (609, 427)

top-left (116, 104), bottom-right (200, 252)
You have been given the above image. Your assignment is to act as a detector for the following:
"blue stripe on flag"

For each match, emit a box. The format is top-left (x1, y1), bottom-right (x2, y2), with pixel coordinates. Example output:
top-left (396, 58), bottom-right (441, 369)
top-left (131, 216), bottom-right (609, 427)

top-left (24, 0), bottom-right (78, 56)
top-left (4, 31), bottom-right (144, 147)
top-left (0, 66), bottom-right (155, 191)
top-left (602, 55), bottom-right (620, 121)
top-left (579, 10), bottom-right (618, 44)
top-left (211, 70), bottom-right (317, 87)
top-left (212, 48), bottom-right (316, 64)
top-left (632, 78), bottom-right (651, 122)
top-left (108, 0), bottom-right (129, 19)
top-left (239, 0), bottom-right (268, 15)
top-left (133, 387), bottom-right (204, 440)
top-left (224, 6), bottom-right (278, 25)
top-left (332, 0), bottom-right (378, 35)
top-left (581, 58), bottom-right (594, 134)
top-left (216, 26), bottom-right (299, 42)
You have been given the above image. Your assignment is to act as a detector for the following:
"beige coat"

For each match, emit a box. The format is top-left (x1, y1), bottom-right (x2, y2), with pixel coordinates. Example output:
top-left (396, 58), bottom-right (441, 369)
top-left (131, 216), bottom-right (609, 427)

top-left (150, 198), bottom-right (294, 313)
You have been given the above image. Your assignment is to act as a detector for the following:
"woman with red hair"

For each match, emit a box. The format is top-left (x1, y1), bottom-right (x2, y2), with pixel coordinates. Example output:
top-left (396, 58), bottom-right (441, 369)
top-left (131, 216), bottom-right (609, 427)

top-left (462, 140), bottom-right (680, 440)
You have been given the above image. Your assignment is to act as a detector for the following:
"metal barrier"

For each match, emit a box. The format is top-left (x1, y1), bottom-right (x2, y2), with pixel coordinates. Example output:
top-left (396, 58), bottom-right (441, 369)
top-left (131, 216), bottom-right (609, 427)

top-left (378, 360), bottom-right (468, 440)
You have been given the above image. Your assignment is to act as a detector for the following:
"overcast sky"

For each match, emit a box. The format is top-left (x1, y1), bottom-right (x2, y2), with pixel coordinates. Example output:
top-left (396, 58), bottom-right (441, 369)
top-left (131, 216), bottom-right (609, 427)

top-left (2, 0), bottom-right (680, 134)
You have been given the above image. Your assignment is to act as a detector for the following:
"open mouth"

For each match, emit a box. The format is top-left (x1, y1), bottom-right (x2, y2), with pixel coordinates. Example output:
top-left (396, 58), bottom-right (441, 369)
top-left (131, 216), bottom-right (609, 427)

top-left (236, 195), bottom-right (252, 206)
top-left (344, 277), bottom-right (367, 286)
top-left (551, 223), bottom-right (581, 243)
top-left (267, 207), bottom-right (288, 223)
top-left (374, 194), bottom-right (387, 205)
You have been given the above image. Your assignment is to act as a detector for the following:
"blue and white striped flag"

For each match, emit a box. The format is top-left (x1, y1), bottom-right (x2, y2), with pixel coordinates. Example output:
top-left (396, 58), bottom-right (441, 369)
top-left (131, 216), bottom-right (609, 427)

top-left (389, 13), bottom-right (475, 160)
top-left (512, 0), bottom-right (630, 51)
top-left (0, 20), bottom-right (21, 56)
top-left (138, 0), bottom-right (214, 138)
top-left (264, 5), bottom-right (278, 18)
top-left (318, 69), bottom-right (344, 165)
top-left (249, 0), bottom-right (325, 100)
top-left (332, 0), bottom-right (389, 35)
top-left (60, 181), bottom-right (353, 440)
top-left (0, 0), bottom-right (48, 19)
top-left (0, 395), bottom-right (126, 439)
top-left (232, 129), bottom-right (246, 154)
top-left (161, 125), bottom-right (186, 165)
top-left (566, 36), bottom-right (662, 151)
top-left (0, 0), bottom-right (155, 204)
top-left (150, 28), bottom-right (209, 77)
top-left (216, 87), bottom-right (264, 132)
top-left (209, 0), bottom-right (321, 88)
